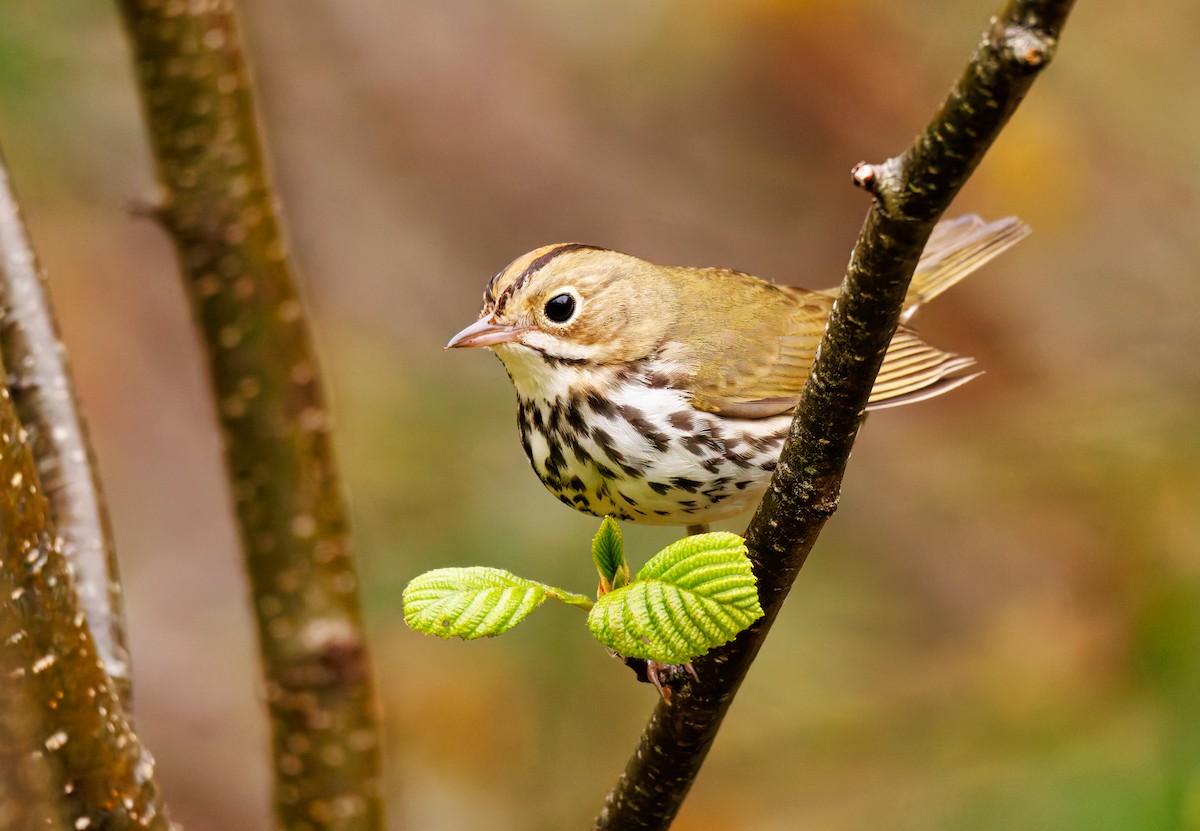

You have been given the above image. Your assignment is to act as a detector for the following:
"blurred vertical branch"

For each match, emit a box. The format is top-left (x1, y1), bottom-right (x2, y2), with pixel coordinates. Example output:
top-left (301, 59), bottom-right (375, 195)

top-left (114, 2), bottom-right (383, 829)
top-left (0, 150), bottom-right (171, 827)
top-left (594, 1), bottom-right (1076, 829)
top-left (0, 149), bottom-right (132, 708)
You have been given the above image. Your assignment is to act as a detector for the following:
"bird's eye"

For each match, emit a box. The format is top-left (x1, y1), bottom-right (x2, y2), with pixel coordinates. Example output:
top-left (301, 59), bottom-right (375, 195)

top-left (543, 292), bottom-right (577, 324)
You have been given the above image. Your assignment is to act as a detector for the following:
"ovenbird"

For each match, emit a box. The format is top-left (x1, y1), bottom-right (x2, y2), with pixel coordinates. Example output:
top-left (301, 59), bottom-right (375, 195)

top-left (449, 215), bottom-right (1028, 527)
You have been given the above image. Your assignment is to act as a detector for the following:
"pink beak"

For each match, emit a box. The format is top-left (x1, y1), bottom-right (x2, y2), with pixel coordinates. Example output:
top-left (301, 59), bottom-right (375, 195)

top-left (445, 315), bottom-right (527, 349)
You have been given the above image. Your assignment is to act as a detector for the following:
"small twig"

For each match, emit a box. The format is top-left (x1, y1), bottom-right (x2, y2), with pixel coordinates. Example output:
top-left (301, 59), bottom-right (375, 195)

top-left (114, 1), bottom-right (384, 828)
top-left (594, 1), bottom-right (1076, 828)
top-left (0, 148), bottom-right (132, 707)
top-left (0, 353), bottom-right (172, 829)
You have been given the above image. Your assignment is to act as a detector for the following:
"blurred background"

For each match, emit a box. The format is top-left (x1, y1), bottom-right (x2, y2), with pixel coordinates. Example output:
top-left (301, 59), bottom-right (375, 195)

top-left (2, 0), bottom-right (1198, 828)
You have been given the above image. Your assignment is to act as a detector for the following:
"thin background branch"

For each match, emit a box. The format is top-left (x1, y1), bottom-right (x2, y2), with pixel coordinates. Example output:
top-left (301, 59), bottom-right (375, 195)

top-left (594, 0), bottom-right (1077, 828)
top-left (0, 148), bottom-right (132, 708)
top-left (114, 2), bottom-right (384, 828)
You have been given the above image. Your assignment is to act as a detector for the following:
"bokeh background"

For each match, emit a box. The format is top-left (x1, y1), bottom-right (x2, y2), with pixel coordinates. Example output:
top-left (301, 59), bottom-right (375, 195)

top-left (2, 0), bottom-right (1198, 828)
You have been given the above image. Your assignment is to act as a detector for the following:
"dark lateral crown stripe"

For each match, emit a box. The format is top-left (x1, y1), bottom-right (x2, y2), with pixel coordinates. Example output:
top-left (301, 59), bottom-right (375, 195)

top-left (488, 243), bottom-right (605, 314)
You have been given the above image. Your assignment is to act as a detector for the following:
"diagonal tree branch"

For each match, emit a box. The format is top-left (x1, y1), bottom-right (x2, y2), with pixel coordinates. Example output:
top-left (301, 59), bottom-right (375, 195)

top-left (594, 1), bottom-right (1076, 828)
top-left (0, 148), bottom-right (133, 709)
top-left (114, 2), bottom-right (384, 828)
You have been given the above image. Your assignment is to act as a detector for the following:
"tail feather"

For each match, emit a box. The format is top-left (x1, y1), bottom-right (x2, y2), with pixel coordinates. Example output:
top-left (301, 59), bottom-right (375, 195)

top-left (867, 329), bottom-right (981, 410)
top-left (902, 215), bottom-right (1030, 321)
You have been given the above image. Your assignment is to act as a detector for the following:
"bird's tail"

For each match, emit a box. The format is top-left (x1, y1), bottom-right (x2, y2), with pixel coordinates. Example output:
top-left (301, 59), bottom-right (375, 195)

top-left (902, 215), bottom-right (1030, 321)
top-left (867, 329), bottom-right (981, 410)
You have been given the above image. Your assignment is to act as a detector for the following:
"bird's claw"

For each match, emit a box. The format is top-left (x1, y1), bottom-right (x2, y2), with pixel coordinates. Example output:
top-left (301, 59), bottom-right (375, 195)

top-left (628, 657), bottom-right (699, 702)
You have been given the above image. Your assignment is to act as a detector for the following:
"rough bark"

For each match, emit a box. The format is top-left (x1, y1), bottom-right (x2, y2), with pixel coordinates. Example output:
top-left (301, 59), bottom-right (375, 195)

top-left (594, 1), bottom-right (1077, 828)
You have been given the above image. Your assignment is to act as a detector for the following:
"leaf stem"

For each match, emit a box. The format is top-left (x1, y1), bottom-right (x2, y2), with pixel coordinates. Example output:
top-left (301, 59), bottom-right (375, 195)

top-left (546, 588), bottom-right (595, 612)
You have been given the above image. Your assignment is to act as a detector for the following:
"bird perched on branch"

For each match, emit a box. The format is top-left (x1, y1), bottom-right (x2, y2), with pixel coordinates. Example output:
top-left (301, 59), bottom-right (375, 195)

top-left (448, 216), bottom-right (1028, 528)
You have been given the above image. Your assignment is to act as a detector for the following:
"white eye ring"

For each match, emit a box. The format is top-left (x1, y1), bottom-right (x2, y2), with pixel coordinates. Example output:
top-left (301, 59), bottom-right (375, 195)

top-left (541, 286), bottom-right (582, 326)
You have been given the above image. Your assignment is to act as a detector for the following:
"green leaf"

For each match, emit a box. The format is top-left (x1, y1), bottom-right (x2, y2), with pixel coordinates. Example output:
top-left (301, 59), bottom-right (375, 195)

top-left (591, 515), bottom-right (629, 592)
top-left (586, 532), bottom-right (763, 664)
top-left (403, 567), bottom-right (552, 640)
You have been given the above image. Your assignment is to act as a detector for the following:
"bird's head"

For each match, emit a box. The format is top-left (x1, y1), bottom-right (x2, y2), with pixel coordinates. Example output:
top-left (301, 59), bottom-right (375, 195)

top-left (447, 244), bottom-right (677, 387)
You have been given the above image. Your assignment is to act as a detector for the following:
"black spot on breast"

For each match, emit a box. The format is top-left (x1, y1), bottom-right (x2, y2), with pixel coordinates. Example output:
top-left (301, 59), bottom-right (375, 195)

top-left (644, 431), bottom-right (669, 452)
top-left (746, 436), bottom-right (771, 452)
top-left (565, 399), bottom-right (588, 434)
top-left (545, 442), bottom-right (566, 476)
top-left (561, 429), bottom-right (585, 458)
top-left (591, 427), bottom-right (630, 469)
top-left (587, 393), bottom-right (615, 418)
top-left (648, 481), bottom-right (671, 495)
top-left (726, 452), bottom-right (754, 470)
top-left (683, 434), bottom-right (724, 457)
top-left (761, 459), bottom-right (778, 472)
top-left (748, 431), bottom-right (787, 452)
top-left (701, 477), bottom-right (732, 498)
top-left (617, 404), bottom-right (645, 426)
top-left (567, 476), bottom-right (585, 493)
top-left (569, 439), bottom-right (590, 465)
top-left (615, 405), bottom-right (670, 452)
top-left (668, 411), bottom-right (695, 432)
top-left (671, 477), bottom-right (701, 493)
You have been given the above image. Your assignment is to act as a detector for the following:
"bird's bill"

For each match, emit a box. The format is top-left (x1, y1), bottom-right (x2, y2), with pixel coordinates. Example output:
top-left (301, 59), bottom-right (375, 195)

top-left (445, 315), bottom-right (527, 349)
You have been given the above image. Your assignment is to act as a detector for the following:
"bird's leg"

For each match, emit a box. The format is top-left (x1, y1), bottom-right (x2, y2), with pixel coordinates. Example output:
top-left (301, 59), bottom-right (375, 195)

top-left (686, 523), bottom-right (710, 536)
top-left (645, 660), bottom-right (665, 698)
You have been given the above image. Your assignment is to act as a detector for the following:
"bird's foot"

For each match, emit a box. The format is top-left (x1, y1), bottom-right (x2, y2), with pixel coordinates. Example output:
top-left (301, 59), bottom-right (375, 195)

top-left (623, 655), bottom-right (699, 702)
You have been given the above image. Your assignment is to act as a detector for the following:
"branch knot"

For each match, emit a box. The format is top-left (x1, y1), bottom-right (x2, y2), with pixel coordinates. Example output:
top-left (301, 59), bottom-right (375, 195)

top-left (1001, 24), bottom-right (1057, 70)
top-left (851, 157), bottom-right (905, 215)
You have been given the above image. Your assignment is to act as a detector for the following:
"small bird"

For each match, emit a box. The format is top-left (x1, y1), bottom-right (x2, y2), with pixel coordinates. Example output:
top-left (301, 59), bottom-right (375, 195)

top-left (448, 216), bottom-right (1028, 529)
